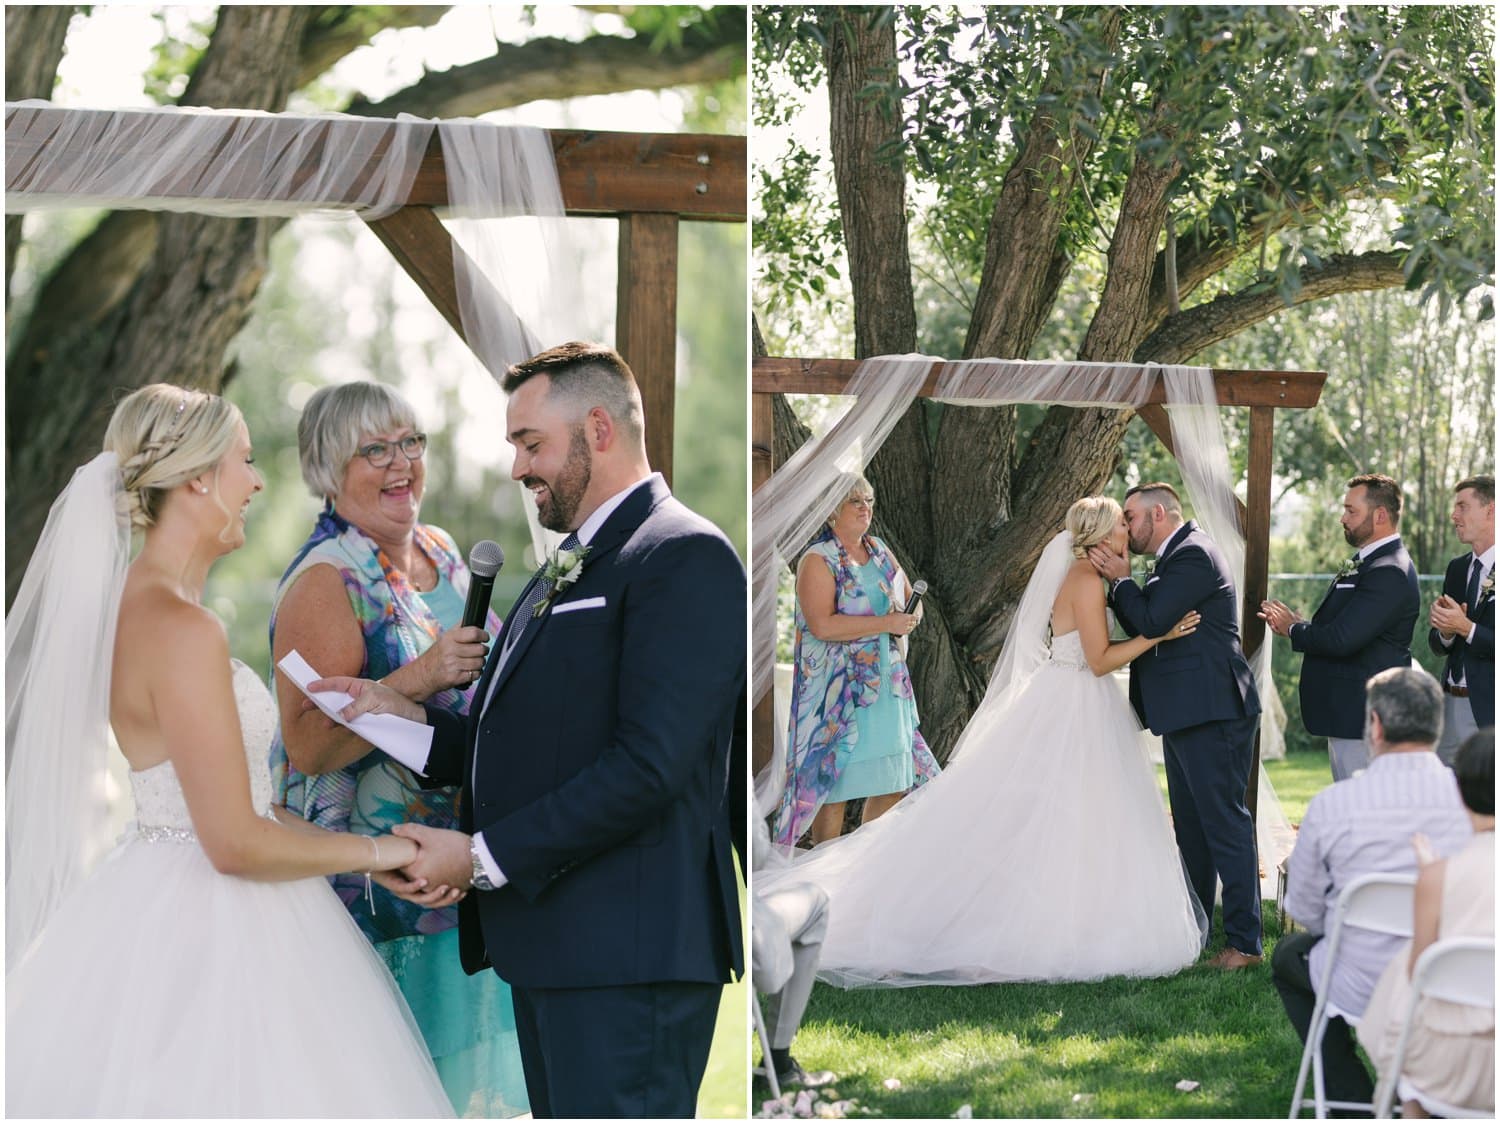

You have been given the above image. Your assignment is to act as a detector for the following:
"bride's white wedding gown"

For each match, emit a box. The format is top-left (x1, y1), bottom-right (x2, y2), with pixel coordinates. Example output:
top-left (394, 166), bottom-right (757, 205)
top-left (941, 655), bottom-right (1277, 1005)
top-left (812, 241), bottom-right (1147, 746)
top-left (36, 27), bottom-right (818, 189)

top-left (6, 661), bottom-right (454, 1117)
top-left (762, 630), bottom-right (1205, 987)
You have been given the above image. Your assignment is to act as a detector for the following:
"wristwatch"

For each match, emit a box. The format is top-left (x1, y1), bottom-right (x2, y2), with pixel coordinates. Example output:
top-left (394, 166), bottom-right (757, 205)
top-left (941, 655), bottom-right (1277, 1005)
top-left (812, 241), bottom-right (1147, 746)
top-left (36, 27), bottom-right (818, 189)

top-left (468, 834), bottom-right (496, 891)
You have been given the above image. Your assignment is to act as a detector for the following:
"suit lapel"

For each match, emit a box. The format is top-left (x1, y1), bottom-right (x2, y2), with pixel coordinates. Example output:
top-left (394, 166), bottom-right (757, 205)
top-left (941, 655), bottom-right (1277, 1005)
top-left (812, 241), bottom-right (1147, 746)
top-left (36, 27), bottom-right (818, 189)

top-left (484, 477), bottom-right (668, 704)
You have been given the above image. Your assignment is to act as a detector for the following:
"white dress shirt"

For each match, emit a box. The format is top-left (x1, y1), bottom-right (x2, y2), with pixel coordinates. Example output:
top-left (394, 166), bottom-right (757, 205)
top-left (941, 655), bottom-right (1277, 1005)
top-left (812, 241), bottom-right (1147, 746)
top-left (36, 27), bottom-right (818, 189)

top-left (1284, 751), bottom-right (1470, 1017)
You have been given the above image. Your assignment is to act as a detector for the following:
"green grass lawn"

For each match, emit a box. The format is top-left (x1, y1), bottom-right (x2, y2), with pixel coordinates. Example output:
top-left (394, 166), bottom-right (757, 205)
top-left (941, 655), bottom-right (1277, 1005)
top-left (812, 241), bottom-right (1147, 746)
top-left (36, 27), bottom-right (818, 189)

top-left (756, 751), bottom-right (1338, 1117)
top-left (699, 858), bottom-right (750, 1118)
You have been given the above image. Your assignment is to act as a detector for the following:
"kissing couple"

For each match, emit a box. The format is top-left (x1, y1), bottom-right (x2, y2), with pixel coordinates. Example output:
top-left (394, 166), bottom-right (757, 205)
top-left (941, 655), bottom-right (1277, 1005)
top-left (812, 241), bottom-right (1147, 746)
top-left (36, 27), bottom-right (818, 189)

top-left (760, 483), bottom-right (1262, 986)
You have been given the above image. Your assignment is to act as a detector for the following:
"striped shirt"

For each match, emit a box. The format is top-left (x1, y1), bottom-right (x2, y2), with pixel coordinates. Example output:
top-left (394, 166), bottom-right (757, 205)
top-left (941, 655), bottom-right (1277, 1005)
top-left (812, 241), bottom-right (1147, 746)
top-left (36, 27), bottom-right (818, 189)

top-left (1285, 750), bottom-right (1471, 1017)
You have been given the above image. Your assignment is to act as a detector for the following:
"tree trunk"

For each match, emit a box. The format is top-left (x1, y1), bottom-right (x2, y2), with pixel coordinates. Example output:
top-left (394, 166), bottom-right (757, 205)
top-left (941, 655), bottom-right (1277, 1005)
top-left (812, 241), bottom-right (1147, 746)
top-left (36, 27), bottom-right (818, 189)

top-left (5, 5), bottom-right (75, 297)
top-left (6, 6), bottom-right (313, 604)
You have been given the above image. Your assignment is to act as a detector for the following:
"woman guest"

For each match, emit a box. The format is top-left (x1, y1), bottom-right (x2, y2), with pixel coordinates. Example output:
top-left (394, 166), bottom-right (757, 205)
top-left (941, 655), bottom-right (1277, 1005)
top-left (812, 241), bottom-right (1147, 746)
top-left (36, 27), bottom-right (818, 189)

top-left (1358, 727), bottom-right (1495, 1117)
top-left (269, 382), bottom-right (527, 1117)
top-left (773, 473), bottom-right (940, 846)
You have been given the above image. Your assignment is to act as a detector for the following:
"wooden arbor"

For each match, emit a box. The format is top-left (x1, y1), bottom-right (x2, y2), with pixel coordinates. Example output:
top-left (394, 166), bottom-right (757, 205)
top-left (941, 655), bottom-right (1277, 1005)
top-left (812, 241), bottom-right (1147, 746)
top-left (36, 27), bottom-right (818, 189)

top-left (752, 356), bottom-right (1329, 818)
top-left (5, 105), bottom-right (748, 484)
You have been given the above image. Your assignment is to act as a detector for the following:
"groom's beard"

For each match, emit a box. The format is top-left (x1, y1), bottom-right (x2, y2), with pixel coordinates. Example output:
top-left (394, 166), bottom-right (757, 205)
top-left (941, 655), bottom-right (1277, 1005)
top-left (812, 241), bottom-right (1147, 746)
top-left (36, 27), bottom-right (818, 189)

top-left (1127, 527), bottom-right (1152, 556)
top-left (526, 425), bottom-right (593, 532)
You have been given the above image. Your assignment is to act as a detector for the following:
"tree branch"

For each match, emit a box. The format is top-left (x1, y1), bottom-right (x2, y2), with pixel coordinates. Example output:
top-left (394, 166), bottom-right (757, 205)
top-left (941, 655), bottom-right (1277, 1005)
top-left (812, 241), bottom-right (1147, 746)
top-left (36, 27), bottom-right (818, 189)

top-left (1135, 250), bottom-right (1406, 363)
top-left (296, 6), bottom-right (451, 89)
top-left (346, 8), bottom-right (747, 118)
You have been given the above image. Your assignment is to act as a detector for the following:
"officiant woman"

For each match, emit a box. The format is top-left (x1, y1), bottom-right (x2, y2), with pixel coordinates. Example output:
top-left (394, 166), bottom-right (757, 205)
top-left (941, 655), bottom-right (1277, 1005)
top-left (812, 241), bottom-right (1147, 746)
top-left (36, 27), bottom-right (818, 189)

top-left (268, 381), bottom-right (527, 1117)
top-left (772, 473), bottom-right (941, 847)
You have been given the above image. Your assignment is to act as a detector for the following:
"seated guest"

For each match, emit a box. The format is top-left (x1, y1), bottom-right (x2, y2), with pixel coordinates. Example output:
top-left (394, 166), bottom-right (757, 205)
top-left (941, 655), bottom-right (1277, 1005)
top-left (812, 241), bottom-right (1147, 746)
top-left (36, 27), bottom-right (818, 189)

top-left (1273, 667), bottom-right (1473, 1110)
top-left (752, 815), bottom-right (835, 1091)
top-left (1358, 729), bottom-right (1494, 1117)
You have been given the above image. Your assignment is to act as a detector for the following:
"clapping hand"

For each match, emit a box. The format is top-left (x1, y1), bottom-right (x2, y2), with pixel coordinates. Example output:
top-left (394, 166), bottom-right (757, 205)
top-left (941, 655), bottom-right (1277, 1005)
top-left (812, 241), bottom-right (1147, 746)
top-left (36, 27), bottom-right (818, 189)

top-left (1430, 594), bottom-right (1472, 640)
top-left (1257, 599), bottom-right (1302, 638)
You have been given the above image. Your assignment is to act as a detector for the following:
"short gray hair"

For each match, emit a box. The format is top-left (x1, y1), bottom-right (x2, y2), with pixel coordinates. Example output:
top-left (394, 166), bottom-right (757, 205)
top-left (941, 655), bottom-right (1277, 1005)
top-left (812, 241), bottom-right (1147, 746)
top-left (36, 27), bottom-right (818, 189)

top-left (1366, 666), bottom-right (1444, 747)
top-left (297, 382), bottom-right (420, 500)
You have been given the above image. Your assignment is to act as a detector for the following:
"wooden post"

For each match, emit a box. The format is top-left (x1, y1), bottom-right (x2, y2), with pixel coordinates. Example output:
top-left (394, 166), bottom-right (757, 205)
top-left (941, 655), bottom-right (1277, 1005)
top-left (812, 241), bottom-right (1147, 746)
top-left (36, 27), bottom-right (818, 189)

top-left (1243, 405), bottom-right (1275, 823)
top-left (751, 391), bottom-right (776, 777)
top-left (616, 213), bottom-right (680, 484)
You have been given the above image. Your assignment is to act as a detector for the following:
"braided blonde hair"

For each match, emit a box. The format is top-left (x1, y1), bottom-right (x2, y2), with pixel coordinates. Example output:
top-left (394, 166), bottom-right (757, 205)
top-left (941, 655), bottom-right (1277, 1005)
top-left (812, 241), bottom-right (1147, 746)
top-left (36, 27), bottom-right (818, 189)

top-left (104, 384), bottom-right (242, 531)
top-left (1065, 496), bottom-right (1122, 558)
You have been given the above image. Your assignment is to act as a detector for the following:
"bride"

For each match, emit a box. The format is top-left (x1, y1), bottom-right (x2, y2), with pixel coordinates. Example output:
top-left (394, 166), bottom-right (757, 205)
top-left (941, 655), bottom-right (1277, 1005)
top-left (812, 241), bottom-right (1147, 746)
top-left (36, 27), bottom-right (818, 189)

top-left (760, 496), bottom-right (1207, 986)
top-left (6, 385), bottom-right (456, 1116)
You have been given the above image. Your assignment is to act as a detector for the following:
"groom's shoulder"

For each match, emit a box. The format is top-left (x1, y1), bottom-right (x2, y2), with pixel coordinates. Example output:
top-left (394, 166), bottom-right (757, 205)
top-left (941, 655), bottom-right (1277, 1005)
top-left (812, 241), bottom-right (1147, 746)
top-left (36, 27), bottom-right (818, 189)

top-left (633, 496), bottom-right (742, 572)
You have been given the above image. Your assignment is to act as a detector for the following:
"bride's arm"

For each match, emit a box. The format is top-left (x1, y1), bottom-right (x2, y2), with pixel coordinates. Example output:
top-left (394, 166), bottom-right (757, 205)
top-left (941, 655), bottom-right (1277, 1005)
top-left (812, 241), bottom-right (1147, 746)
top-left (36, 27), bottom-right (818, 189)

top-left (1073, 572), bottom-right (1196, 676)
top-left (148, 602), bottom-right (418, 882)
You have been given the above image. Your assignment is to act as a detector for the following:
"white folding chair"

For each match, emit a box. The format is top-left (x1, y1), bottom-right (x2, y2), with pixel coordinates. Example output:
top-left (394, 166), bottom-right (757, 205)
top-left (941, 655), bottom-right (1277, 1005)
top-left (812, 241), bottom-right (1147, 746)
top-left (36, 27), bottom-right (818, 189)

top-left (1289, 872), bottom-right (1417, 1119)
top-left (1373, 936), bottom-right (1495, 1118)
top-left (751, 994), bottom-right (780, 1100)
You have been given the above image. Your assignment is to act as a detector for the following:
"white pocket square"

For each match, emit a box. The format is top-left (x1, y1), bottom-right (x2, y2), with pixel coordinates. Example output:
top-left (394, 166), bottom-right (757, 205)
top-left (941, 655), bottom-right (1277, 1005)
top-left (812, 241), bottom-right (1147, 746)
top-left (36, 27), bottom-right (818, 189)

top-left (1145, 576), bottom-right (1161, 585)
top-left (1333, 582), bottom-right (1357, 590)
top-left (551, 596), bottom-right (606, 615)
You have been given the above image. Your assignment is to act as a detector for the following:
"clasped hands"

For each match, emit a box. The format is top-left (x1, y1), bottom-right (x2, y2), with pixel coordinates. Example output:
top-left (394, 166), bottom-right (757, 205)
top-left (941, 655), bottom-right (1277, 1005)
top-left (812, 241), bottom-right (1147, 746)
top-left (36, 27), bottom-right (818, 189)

top-left (373, 823), bottom-right (477, 909)
top-left (1257, 599), bottom-right (1303, 637)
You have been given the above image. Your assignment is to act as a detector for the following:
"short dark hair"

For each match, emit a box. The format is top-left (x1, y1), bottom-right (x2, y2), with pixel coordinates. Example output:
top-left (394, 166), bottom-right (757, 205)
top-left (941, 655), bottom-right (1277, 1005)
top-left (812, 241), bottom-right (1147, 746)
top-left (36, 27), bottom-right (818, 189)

top-left (1365, 666), bottom-right (1443, 746)
top-left (1124, 481), bottom-right (1182, 515)
top-left (1347, 473), bottom-right (1403, 526)
top-left (1453, 728), bottom-right (1494, 816)
top-left (1456, 474), bottom-right (1495, 505)
top-left (502, 341), bottom-right (645, 442)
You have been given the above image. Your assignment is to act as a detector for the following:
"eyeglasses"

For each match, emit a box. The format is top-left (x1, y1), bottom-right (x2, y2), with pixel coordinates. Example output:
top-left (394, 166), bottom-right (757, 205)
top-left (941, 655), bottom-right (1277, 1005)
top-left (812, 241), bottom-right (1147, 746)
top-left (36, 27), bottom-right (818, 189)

top-left (357, 433), bottom-right (427, 468)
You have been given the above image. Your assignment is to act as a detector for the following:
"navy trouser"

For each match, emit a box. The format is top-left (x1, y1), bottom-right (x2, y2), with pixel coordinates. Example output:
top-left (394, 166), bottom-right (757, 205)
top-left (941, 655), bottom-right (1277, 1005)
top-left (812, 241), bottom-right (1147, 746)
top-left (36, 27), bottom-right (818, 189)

top-left (1162, 713), bottom-right (1262, 955)
top-left (510, 979), bottom-right (722, 1118)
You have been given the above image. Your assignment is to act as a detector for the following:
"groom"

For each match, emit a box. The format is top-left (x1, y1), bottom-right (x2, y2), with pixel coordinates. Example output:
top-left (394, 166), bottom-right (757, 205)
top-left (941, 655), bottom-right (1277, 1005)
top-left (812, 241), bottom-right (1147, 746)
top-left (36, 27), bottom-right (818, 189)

top-left (1088, 482), bottom-right (1263, 969)
top-left (328, 343), bottom-right (746, 1117)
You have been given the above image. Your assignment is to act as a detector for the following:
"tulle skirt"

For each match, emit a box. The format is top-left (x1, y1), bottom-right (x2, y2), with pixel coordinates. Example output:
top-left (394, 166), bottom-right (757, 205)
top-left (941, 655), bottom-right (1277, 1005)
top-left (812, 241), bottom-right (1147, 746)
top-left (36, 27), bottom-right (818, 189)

top-left (7, 836), bottom-right (454, 1117)
top-left (760, 659), bottom-right (1206, 987)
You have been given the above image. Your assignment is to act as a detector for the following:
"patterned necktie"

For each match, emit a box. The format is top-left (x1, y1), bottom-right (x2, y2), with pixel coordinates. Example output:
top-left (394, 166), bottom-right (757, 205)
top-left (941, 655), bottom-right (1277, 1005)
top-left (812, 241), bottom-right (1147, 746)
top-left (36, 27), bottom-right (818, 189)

top-left (497, 532), bottom-right (581, 670)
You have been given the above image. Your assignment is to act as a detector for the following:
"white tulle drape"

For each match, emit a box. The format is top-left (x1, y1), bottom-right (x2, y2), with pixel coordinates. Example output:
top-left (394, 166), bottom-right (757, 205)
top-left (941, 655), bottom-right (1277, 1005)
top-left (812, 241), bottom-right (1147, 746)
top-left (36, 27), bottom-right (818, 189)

top-left (5, 455), bottom-right (130, 969)
top-left (753, 355), bottom-right (1293, 879)
top-left (4, 103), bottom-right (584, 956)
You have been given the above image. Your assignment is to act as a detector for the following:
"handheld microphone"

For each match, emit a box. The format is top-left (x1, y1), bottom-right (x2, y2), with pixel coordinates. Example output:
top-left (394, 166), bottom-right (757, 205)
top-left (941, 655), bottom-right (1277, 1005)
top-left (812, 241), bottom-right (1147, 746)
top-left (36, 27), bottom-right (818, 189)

top-left (902, 580), bottom-right (928, 614)
top-left (461, 540), bottom-right (506, 631)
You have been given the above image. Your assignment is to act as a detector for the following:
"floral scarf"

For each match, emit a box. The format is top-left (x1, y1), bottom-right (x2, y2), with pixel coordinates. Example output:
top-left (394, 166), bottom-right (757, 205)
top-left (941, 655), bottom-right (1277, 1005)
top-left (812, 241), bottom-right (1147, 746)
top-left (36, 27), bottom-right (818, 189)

top-left (772, 527), bottom-right (939, 845)
top-left (268, 505), bottom-right (500, 943)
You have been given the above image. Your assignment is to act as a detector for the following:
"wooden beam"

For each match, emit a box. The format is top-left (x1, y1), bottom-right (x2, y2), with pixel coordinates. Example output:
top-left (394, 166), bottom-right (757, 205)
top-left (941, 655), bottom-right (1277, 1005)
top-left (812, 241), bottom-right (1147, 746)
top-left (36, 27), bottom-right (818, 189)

top-left (753, 356), bottom-right (1327, 408)
top-left (616, 212), bottom-right (679, 484)
top-left (5, 105), bottom-right (746, 221)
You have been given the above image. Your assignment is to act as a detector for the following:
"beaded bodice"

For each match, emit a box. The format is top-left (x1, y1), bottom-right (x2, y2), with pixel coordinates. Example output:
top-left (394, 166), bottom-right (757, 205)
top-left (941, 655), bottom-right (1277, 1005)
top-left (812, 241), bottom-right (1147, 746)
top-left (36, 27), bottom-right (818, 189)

top-left (129, 660), bottom-right (276, 838)
top-left (1049, 630), bottom-right (1088, 671)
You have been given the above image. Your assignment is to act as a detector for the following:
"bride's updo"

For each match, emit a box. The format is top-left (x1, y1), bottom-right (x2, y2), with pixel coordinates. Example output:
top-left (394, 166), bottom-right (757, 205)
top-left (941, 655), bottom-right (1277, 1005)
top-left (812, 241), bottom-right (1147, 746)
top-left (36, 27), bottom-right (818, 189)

top-left (1065, 496), bottom-right (1122, 558)
top-left (104, 384), bottom-right (243, 531)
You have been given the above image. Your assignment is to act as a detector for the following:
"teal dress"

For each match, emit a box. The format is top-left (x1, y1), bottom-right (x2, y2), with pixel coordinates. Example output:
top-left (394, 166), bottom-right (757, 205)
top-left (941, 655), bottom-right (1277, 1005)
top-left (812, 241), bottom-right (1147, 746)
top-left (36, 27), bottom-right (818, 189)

top-left (825, 558), bottom-right (920, 802)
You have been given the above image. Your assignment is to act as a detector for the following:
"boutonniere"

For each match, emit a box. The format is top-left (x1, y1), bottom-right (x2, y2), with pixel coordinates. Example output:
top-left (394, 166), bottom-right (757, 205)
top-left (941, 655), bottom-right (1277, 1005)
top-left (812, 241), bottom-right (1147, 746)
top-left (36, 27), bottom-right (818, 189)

top-left (1333, 555), bottom-right (1360, 581)
top-left (1481, 570), bottom-right (1495, 603)
top-left (1141, 559), bottom-right (1156, 581)
top-left (534, 544), bottom-right (592, 618)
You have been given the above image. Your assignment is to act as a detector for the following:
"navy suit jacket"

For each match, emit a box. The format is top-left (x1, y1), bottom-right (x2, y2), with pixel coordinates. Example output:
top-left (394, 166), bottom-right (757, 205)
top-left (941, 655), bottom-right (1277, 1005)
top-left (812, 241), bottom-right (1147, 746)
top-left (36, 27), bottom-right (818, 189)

top-left (1110, 522), bottom-right (1260, 736)
top-left (424, 476), bottom-right (746, 989)
top-left (1428, 552), bottom-right (1495, 728)
top-left (1291, 537), bottom-right (1419, 739)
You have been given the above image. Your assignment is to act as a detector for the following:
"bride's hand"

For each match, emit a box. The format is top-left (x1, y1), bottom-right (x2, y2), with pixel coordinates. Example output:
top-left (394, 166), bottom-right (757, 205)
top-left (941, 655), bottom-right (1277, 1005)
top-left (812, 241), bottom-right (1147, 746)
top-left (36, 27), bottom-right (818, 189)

top-left (373, 833), bottom-right (419, 871)
top-left (1156, 610), bottom-right (1200, 643)
top-left (308, 676), bottom-right (425, 724)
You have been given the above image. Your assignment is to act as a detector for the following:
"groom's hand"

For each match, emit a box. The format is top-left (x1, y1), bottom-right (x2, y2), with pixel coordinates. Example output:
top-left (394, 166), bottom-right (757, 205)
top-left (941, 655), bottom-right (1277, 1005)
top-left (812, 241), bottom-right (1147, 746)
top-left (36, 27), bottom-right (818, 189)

top-left (391, 823), bottom-right (472, 897)
top-left (1086, 545), bottom-right (1130, 583)
top-left (308, 677), bottom-right (425, 725)
top-left (371, 868), bottom-right (467, 908)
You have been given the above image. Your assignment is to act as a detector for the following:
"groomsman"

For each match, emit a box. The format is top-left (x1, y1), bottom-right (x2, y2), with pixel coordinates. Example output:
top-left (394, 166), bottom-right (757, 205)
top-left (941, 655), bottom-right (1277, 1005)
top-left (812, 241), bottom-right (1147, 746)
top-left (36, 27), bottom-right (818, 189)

top-left (1430, 473), bottom-right (1494, 765)
top-left (1260, 473), bottom-right (1420, 781)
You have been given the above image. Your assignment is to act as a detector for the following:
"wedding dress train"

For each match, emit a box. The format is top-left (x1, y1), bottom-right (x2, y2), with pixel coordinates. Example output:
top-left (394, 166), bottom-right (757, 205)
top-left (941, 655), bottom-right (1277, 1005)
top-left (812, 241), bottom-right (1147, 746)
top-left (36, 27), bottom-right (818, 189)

top-left (6, 661), bottom-right (454, 1117)
top-left (759, 536), bottom-right (1207, 988)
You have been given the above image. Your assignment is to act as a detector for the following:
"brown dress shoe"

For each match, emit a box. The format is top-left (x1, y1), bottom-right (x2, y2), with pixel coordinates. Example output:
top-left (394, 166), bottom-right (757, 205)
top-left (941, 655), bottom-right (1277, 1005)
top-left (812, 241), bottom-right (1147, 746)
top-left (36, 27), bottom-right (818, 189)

top-left (1206, 947), bottom-right (1263, 970)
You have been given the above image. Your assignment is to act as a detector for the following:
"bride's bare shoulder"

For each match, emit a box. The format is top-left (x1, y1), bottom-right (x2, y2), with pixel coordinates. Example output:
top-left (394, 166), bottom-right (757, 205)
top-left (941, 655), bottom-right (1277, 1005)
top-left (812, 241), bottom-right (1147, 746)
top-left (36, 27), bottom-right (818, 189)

top-left (116, 577), bottom-right (228, 669)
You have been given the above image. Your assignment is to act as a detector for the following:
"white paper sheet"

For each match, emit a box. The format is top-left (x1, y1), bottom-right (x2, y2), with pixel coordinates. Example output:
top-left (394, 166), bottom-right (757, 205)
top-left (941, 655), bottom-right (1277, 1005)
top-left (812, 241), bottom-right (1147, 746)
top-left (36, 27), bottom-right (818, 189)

top-left (276, 650), bottom-right (433, 774)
